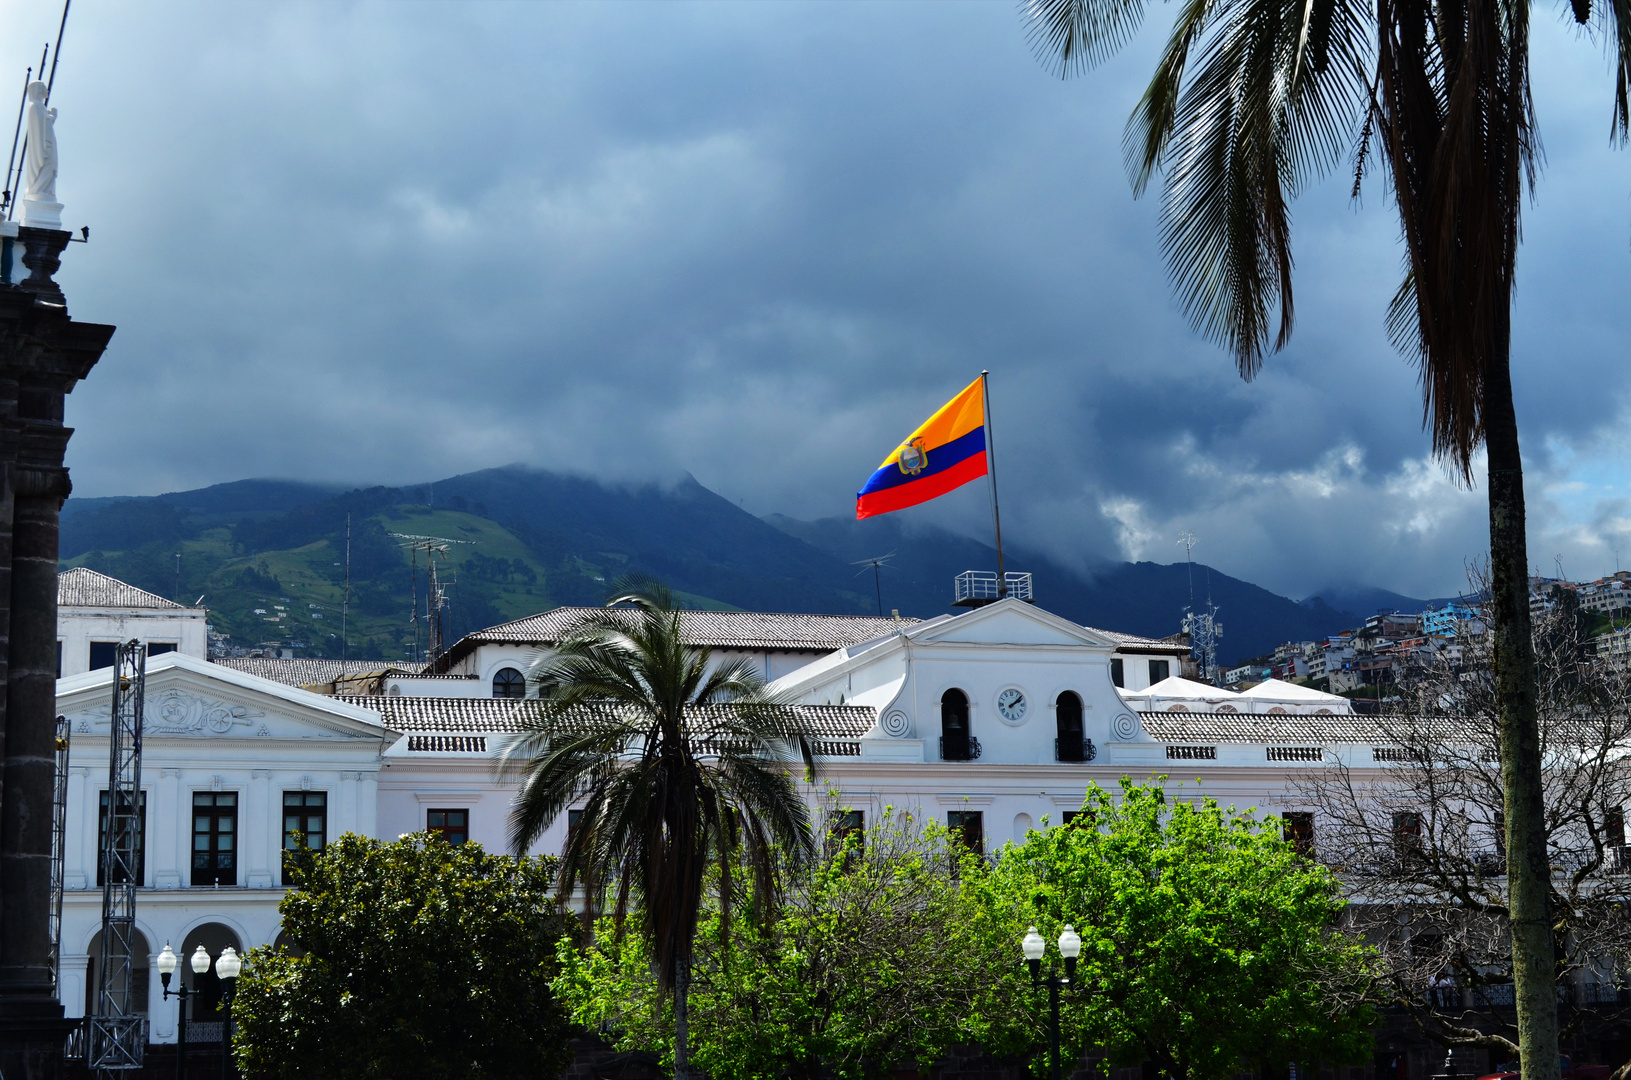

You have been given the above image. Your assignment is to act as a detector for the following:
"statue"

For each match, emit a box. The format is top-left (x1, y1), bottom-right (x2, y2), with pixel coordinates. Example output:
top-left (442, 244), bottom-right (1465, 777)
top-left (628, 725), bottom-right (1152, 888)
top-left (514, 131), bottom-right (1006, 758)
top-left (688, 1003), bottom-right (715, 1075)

top-left (19, 80), bottom-right (62, 231)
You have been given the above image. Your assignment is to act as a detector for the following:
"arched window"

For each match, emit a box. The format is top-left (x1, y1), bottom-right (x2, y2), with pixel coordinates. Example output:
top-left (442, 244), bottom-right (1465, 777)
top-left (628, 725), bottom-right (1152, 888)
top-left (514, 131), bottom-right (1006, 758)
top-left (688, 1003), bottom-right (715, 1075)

top-left (1217, 704), bottom-right (1239, 714)
top-left (492, 668), bottom-right (525, 699)
top-left (1055, 692), bottom-right (1085, 761)
top-left (940, 689), bottom-right (973, 760)
top-left (1165, 703), bottom-right (1189, 713)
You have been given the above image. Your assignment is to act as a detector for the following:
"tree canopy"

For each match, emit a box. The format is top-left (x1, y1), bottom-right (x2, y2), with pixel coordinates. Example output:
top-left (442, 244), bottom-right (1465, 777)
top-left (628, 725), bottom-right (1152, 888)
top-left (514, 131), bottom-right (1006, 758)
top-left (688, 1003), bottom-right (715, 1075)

top-left (231, 833), bottom-right (574, 1080)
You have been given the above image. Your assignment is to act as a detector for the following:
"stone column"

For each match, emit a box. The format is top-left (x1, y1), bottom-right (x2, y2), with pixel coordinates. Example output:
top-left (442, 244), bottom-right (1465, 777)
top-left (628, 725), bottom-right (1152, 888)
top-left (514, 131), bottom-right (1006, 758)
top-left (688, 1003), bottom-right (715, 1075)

top-left (0, 227), bottom-right (115, 1078)
top-left (356, 770), bottom-right (379, 839)
top-left (63, 767), bottom-right (87, 891)
top-left (153, 769), bottom-right (180, 889)
top-left (246, 770), bottom-right (272, 888)
top-left (339, 772), bottom-right (359, 838)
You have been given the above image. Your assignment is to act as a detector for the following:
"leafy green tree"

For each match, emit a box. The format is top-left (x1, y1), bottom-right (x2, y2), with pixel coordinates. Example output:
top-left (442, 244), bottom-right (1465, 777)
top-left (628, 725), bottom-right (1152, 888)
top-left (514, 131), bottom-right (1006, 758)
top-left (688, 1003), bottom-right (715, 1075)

top-left (1023, 0), bottom-right (1631, 1065)
top-left (552, 806), bottom-right (1013, 1080)
top-left (969, 781), bottom-right (1379, 1080)
top-left (501, 577), bottom-right (820, 1080)
top-left (230, 833), bottom-right (574, 1080)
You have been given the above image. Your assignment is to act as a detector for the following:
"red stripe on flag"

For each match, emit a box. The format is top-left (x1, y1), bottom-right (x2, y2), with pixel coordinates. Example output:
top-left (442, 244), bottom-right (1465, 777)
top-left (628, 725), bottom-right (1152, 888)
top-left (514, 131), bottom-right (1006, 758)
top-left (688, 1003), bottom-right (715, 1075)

top-left (856, 451), bottom-right (988, 520)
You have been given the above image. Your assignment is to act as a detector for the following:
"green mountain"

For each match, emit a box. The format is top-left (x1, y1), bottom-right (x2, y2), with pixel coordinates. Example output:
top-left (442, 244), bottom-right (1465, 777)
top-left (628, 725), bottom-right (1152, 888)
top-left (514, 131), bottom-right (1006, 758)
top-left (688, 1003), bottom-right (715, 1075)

top-left (60, 465), bottom-right (1376, 664)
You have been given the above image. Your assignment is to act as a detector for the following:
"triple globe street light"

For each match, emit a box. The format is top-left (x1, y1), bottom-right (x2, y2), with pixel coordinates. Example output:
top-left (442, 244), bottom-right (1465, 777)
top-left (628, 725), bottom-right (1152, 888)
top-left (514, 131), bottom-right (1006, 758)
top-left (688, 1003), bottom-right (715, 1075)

top-left (157, 943), bottom-right (242, 1080)
top-left (1022, 924), bottom-right (1083, 1080)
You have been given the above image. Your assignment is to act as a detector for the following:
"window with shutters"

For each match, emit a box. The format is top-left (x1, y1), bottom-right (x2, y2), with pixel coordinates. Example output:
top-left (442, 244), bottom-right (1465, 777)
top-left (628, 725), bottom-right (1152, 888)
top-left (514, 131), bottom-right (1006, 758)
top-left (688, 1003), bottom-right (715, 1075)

top-left (192, 792), bottom-right (238, 887)
top-left (427, 808), bottom-right (469, 846)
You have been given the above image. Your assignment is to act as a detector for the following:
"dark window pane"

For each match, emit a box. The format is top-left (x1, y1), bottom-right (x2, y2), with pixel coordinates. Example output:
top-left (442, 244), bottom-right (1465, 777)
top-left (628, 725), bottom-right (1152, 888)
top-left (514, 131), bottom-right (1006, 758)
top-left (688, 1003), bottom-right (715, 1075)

top-left (492, 667), bottom-right (526, 699)
top-left (1609, 807), bottom-right (1626, 848)
top-left (1110, 658), bottom-right (1124, 688)
top-left (192, 792), bottom-right (238, 887)
top-left (89, 641), bottom-right (118, 671)
top-left (1282, 812), bottom-right (1315, 857)
top-left (947, 811), bottom-right (983, 857)
top-left (427, 808), bottom-right (469, 846)
top-left (940, 689), bottom-right (972, 760)
top-left (1055, 692), bottom-right (1085, 761)
top-left (1148, 660), bottom-right (1170, 685)
top-left (147, 643), bottom-right (176, 656)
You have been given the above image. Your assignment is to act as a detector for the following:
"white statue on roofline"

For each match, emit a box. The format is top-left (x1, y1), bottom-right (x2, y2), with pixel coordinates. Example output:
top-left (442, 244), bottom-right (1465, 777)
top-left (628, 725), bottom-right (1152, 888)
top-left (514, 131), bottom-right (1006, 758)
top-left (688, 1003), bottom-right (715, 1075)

top-left (20, 80), bottom-right (62, 231)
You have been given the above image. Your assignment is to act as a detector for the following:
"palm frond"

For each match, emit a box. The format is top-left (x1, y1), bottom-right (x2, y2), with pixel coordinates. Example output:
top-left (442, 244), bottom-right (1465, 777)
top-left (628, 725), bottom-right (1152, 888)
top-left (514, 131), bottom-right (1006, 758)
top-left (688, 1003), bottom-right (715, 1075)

top-left (1021, 0), bottom-right (1153, 76)
top-left (499, 578), bottom-right (822, 992)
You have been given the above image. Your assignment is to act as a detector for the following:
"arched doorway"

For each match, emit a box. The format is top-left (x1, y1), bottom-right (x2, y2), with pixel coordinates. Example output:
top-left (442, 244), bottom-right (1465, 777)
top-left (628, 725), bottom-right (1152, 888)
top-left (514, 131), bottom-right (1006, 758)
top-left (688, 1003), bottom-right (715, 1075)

top-left (940, 689), bottom-right (972, 760)
top-left (178, 923), bottom-right (243, 1038)
top-left (1055, 691), bottom-right (1085, 761)
top-left (83, 928), bottom-right (151, 1020)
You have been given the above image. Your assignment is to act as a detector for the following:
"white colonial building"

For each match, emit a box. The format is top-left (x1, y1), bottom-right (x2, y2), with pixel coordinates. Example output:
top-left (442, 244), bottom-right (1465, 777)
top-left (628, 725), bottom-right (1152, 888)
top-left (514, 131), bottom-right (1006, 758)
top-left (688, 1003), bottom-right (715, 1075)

top-left (52, 569), bottom-right (1387, 1046)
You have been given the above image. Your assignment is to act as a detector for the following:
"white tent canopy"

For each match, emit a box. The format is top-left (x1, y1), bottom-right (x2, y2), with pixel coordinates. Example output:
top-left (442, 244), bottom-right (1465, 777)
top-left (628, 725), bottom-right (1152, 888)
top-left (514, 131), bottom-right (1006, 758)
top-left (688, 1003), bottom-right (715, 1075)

top-left (1237, 678), bottom-right (1350, 706)
top-left (1122, 676), bottom-right (1241, 702)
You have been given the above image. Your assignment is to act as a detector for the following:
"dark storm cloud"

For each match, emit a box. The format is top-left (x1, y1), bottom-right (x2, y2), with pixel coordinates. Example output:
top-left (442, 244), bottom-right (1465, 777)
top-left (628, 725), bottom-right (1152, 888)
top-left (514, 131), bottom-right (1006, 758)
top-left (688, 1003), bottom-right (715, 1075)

top-left (13, 0), bottom-right (1631, 600)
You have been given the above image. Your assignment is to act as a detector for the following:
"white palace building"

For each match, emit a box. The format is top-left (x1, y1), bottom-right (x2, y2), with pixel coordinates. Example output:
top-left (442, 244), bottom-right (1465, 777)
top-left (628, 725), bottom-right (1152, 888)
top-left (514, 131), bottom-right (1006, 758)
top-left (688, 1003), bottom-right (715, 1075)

top-left (50, 568), bottom-right (1379, 1043)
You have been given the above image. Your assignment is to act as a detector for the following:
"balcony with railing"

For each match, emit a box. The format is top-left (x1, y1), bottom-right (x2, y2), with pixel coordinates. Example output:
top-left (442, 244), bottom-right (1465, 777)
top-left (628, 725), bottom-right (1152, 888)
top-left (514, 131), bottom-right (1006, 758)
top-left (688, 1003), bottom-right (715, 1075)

top-left (953, 571), bottom-right (1033, 607)
top-left (1055, 736), bottom-right (1097, 762)
top-left (939, 735), bottom-right (982, 761)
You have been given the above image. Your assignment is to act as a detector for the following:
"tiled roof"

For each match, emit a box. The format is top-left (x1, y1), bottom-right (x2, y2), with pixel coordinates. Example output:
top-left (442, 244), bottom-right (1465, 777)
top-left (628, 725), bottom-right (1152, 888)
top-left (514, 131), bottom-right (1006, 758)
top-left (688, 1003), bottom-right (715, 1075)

top-left (58, 568), bottom-right (186, 610)
top-left (438, 607), bottom-right (920, 669)
top-left (1139, 710), bottom-right (1402, 744)
top-left (338, 694), bottom-right (875, 750)
top-left (1091, 627), bottom-right (1188, 652)
top-left (213, 658), bottom-right (412, 688)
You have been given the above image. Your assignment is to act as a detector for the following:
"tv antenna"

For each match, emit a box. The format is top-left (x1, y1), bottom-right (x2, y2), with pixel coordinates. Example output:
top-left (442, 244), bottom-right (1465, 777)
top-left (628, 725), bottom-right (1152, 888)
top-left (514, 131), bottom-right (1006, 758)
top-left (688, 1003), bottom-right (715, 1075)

top-left (852, 551), bottom-right (895, 616)
top-left (390, 532), bottom-right (474, 666)
top-left (1176, 532), bottom-right (1222, 685)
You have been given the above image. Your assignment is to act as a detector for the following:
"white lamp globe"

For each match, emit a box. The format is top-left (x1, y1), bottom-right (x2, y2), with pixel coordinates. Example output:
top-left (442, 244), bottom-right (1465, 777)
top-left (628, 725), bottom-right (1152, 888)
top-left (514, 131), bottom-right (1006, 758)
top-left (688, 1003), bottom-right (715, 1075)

top-left (190, 944), bottom-right (211, 975)
top-left (1022, 926), bottom-right (1046, 961)
top-left (1058, 925), bottom-right (1082, 959)
top-left (216, 947), bottom-right (241, 981)
top-left (156, 944), bottom-right (177, 977)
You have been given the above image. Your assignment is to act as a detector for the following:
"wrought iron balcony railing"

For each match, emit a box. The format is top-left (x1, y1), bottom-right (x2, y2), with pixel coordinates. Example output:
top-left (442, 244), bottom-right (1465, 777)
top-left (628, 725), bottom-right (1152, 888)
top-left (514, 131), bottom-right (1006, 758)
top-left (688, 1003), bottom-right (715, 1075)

top-left (939, 735), bottom-right (982, 761)
top-left (1054, 737), bottom-right (1097, 762)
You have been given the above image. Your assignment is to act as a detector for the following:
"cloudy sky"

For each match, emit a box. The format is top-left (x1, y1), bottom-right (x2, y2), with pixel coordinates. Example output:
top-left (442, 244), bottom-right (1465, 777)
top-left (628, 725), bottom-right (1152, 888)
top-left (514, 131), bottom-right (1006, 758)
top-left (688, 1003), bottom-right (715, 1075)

top-left (7, 0), bottom-right (1631, 600)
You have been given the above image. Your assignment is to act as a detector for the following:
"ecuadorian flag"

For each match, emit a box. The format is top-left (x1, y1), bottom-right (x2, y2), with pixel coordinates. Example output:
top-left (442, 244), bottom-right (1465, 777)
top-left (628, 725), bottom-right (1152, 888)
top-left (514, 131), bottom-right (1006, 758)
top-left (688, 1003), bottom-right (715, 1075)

top-left (856, 376), bottom-right (988, 520)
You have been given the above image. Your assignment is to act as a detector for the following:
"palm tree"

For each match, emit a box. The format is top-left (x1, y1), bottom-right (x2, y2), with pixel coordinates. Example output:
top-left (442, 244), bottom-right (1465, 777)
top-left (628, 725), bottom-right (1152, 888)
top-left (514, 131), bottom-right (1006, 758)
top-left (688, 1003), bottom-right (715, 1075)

top-left (500, 579), bottom-right (819, 1080)
top-left (1022, 0), bottom-right (1631, 1075)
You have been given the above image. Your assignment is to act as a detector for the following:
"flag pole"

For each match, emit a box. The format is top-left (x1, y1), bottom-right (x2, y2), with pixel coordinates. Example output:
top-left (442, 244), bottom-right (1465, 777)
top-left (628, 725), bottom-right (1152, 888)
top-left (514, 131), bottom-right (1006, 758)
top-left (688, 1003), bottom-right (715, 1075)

top-left (981, 370), bottom-right (1007, 599)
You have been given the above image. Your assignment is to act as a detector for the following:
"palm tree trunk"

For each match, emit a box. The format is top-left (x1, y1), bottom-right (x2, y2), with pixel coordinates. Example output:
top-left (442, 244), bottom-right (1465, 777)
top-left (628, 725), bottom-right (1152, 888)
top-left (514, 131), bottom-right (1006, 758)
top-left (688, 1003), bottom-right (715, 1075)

top-left (1485, 347), bottom-right (1560, 1080)
top-left (673, 958), bottom-right (692, 1080)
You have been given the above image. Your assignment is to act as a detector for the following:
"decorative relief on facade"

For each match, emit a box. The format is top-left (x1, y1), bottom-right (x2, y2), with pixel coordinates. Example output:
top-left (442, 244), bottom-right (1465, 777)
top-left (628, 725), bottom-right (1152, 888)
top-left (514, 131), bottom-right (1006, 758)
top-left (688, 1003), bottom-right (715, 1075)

top-left (880, 709), bottom-right (912, 738)
top-left (1112, 712), bottom-right (1141, 740)
top-left (145, 687), bottom-right (264, 736)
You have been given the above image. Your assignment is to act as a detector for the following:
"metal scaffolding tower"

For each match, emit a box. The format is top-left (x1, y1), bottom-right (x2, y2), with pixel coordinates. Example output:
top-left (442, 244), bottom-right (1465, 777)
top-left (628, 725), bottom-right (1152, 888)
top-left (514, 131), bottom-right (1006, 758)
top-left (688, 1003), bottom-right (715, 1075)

top-left (86, 640), bottom-right (146, 1074)
top-left (47, 714), bottom-right (70, 992)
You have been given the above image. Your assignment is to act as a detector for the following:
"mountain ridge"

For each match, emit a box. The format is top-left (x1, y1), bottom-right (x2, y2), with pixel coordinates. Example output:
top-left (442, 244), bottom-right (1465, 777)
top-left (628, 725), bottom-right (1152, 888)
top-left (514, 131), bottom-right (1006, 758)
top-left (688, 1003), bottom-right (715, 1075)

top-left (61, 465), bottom-right (1394, 664)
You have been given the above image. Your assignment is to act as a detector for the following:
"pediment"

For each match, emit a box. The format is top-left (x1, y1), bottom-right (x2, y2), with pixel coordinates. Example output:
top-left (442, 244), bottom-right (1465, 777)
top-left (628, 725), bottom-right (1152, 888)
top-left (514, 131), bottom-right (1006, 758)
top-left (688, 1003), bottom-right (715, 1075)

top-left (908, 599), bottom-right (1116, 649)
top-left (57, 653), bottom-right (394, 741)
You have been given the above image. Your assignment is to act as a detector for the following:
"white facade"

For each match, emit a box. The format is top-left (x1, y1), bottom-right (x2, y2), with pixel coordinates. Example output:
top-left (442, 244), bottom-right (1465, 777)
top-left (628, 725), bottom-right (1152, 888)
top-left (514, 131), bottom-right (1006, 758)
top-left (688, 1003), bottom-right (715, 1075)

top-left (57, 568), bottom-right (208, 678)
top-left (57, 591), bottom-right (1371, 1041)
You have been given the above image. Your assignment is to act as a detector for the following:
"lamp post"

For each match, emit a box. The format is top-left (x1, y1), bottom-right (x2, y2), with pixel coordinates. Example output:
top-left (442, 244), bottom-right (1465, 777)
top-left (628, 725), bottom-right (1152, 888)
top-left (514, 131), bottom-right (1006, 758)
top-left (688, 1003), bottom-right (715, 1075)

top-left (156, 944), bottom-right (212, 1080)
top-left (215, 947), bottom-right (241, 1080)
top-left (1022, 925), bottom-right (1083, 1080)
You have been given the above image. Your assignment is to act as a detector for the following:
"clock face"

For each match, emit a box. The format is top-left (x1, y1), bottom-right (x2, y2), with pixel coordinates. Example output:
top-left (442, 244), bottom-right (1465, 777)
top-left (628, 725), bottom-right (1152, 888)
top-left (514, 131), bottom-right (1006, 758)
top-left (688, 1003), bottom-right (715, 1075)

top-left (996, 688), bottom-right (1027, 723)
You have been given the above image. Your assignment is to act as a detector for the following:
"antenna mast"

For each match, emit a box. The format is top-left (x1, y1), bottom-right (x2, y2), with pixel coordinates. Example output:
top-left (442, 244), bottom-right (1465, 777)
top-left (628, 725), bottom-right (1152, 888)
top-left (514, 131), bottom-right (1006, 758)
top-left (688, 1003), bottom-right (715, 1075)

top-left (390, 533), bottom-right (474, 667)
top-left (1176, 533), bottom-right (1223, 685)
top-left (341, 514), bottom-right (350, 664)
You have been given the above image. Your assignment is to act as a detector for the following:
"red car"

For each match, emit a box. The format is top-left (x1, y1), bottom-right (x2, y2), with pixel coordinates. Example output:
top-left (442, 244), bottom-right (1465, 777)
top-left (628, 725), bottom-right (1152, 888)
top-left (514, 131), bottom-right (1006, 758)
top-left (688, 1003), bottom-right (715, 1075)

top-left (1478, 1056), bottom-right (1613, 1080)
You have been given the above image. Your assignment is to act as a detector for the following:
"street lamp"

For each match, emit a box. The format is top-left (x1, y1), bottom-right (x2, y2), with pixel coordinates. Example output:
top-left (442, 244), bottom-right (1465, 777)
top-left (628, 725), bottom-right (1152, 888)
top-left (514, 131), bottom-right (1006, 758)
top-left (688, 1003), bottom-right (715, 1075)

top-left (156, 944), bottom-right (213, 1080)
top-left (1022, 925), bottom-right (1083, 1080)
top-left (216, 947), bottom-right (241, 1080)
